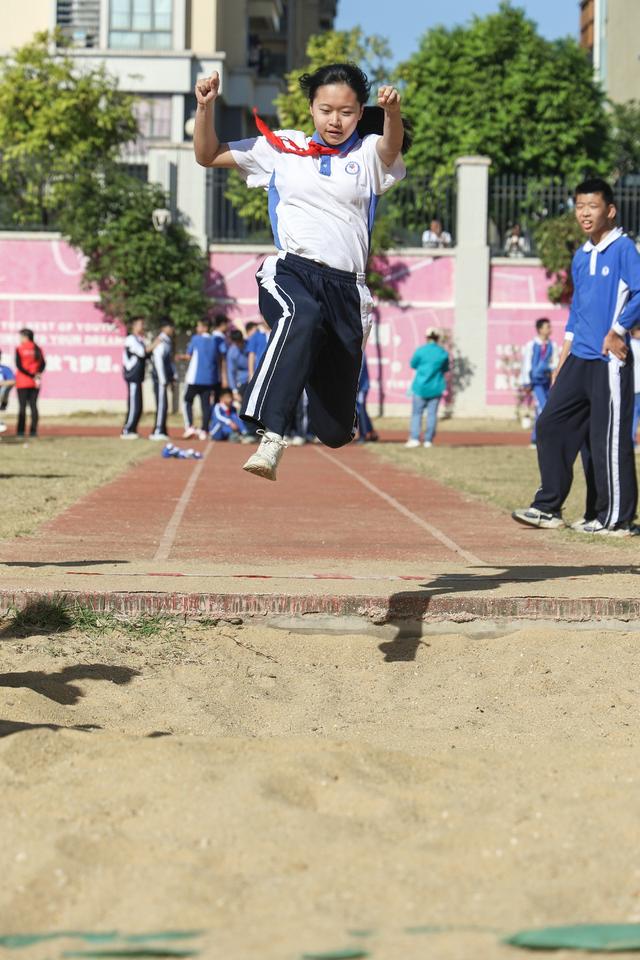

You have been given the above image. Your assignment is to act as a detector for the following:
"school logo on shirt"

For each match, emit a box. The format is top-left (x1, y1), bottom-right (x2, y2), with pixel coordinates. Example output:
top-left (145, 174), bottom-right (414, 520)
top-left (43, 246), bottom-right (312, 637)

top-left (602, 266), bottom-right (610, 276)
top-left (345, 161), bottom-right (360, 175)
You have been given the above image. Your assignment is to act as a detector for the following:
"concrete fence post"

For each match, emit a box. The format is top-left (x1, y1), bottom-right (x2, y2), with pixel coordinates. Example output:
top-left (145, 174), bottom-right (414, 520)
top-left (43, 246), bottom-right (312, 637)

top-left (454, 155), bottom-right (492, 416)
top-left (147, 144), bottom-right (209, 250)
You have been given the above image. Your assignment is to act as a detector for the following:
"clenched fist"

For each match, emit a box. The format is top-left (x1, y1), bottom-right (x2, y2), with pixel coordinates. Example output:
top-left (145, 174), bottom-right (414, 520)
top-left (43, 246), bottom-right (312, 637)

top-left (377, 85), bottom-right (401, 114)
top-left (195, 70), bottom-right (220, 107)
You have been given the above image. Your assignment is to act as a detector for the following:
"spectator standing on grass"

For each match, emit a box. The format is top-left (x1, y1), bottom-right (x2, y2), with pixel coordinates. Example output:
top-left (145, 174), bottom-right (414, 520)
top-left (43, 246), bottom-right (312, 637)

top-left (631, 325), bottom-right (640, 447)
top-left (245, 320), bottom-right (269, 380)
top-left (405, 329), bottom-right (450, 449)
top-left (226, 329), bottom-right (250, 403)
top-left (178, 319), bottom-right (220, 440)
top-left (504, 223), bottom-right (530, 258)
top-left (15, 328), bottom-right (45, 439)
top-left (150, 319), bottom-right (176, 441)
top-left (513, 178), bottom-right (640, 535)
top-left (520, 317), bottom-right (559, 447)
top-left (421, 218), bottom-right (451, 249)
top-left (121, 318), bottom-right (156, 439)
top-left (0, 350), bottom-right (16, 435)
top-left (356, 353), bottom-right (378, 442)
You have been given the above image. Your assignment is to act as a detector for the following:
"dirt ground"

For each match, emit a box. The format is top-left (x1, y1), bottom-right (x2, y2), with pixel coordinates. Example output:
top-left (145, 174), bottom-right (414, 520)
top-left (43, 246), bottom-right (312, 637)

top-left (2, 617), bottom-right (640, 960)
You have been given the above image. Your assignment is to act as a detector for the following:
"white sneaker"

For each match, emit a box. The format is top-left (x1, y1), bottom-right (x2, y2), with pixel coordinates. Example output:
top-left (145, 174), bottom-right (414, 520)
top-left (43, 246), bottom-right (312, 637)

top-left (405, 439), bottom-right (420, 449)
top-left (182, 427), bottom-right (196, 439)
top-left (576, 519), bottom-right (639, 537)
top-left (197, 429), bottom-right (208, 441)
top-left (290, 435), bottom-right (306, 446)
top-left (423, 440), bottom-right (433, 448)
top-left (242, 430), bottom-right (288, 481)
top-left (149, 432), bottom-right (168, 441)
top-left (120, 432), bottom-right (139, 440)
top-left (0, 422), bottom-right (6, 434)
top-left (512, 507), bottom-right (566, 529)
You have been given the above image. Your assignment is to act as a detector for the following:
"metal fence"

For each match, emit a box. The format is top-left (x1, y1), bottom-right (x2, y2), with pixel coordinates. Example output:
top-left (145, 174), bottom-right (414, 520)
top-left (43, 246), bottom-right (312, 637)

top-left (206, 167), bottom-right (457, 248)
top-left (489, 174), bottom-right (640, 256)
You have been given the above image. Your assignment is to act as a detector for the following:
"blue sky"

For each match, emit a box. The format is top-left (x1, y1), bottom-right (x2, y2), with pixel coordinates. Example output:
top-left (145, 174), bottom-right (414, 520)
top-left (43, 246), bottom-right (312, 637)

top-left (334, 0), bottom-right (580, 67)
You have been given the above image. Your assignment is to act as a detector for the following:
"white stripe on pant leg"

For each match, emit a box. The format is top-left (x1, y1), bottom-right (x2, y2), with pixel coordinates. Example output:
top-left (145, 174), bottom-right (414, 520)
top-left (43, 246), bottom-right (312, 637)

top-left (182, 390), bottom-right (191, 428)
top-left (124, 382), bottom-right (137, 432)
top-left (606, 357), bottom-right (622, 527)
top-left (244, 277), bottom-right (295, 420)
top-left (156, 384), bottom-right (166, 432)
top-left (357, 279), bottom-right (374, 348)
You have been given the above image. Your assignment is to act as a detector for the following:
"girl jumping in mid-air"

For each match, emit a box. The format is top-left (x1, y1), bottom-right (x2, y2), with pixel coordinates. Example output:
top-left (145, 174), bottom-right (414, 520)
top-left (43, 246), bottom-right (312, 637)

top-left (194, 62), bottom-right (407, 480)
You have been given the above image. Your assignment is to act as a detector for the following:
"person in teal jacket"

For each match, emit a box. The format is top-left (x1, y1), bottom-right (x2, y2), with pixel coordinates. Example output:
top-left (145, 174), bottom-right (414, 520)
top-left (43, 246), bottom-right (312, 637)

top-left (405, 329), bottom-right (450, 448)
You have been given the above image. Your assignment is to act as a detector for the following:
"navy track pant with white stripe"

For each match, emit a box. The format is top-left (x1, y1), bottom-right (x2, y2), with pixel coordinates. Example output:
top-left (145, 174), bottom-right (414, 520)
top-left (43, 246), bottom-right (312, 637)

top-left (153, 378), bottom-right (169, 435)
top-left (122, 380), bottom-right (143, 435)
top-left (532, 353), bottom-right (637, 527)
top-left (240, 253), bottom-right (372, 447)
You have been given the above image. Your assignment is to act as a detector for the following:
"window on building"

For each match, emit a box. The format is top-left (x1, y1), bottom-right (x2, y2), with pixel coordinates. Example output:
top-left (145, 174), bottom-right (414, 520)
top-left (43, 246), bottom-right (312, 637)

top-left (109, 0), bottom-right (173, 50)
top-left (133, 96), bottom-right (172, 140)
top-left (56, 0), bottom-right (100, 48)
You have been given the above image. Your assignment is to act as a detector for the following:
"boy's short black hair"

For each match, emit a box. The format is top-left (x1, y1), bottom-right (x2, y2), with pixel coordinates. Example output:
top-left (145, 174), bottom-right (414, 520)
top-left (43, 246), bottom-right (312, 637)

top-left (574, 177), bottom-right (615, 205)
top-left (219, 386), bottom-right (233, 398)
top-left (535, 317), bottom-right (551, 332)
top-left (19, 328), bottom-right (34, 340)
top-left (229, 329), bottom-right (244, 343)
top-left (213, 313), bottom-right (229, 328)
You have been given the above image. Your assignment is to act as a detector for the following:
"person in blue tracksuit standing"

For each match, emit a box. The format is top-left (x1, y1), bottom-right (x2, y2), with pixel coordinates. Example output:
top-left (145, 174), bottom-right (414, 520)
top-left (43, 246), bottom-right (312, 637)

top-left (520, 317), bottom-right (558, 445)
top-left (180, 319), bottom-right (226, 440)
top-left (150, 319), bottom-right (176, 440)
top-left (405, 329), bottom-right (450, 448)
top-left (513, 178), bottom-right (640, 535)
top-left (226, 329), bottom-right (250, 402)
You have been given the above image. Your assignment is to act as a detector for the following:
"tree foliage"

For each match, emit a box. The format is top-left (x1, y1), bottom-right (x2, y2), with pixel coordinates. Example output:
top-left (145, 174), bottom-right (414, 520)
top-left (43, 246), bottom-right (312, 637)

top-left (60, 171), bottom-right (210, 330)
top-left (0, 30), bottom-right (137, 225)
top-left (609, 100), bottom-right (640, 180)
top-left (396, 2), bottom-right (610, 181)
top-left (533, 212), bottom-right (585, 303)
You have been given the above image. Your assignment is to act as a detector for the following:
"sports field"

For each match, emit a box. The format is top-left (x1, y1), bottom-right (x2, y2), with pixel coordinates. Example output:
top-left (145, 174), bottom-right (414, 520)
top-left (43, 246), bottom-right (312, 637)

top-left (1, 421), bottom-right (638, 959)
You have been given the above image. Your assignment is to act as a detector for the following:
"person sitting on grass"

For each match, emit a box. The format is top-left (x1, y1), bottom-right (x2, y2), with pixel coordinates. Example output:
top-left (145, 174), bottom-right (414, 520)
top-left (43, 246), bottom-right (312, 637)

top-left (209, 387), bottom-right (249, 442)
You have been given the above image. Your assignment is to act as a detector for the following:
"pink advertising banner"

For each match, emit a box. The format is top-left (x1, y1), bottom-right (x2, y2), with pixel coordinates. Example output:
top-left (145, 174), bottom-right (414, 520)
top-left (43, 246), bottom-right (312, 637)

top-left (0, 237), bottom-right (124, 401)
top-left (487, 263), bottom-right (568, 407)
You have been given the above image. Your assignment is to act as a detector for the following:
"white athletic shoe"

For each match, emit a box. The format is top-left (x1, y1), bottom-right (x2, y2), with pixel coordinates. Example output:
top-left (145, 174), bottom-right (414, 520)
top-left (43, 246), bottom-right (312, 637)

top-left (149, 432), bottom-right (168, 441)
top-left (120, 432), bottom-right (139, 440)
top-left (197, 429), bottom-right (208, 441)
top-left (423, 440), bottom-right (433, 448)
top-left (576, 519), bottom-right (640, 537)
top-left (512, 507), bottom-right (565, 529)
top-left (182, 427), bottom-right (196, 439)
top-left (242, 430), bottom-right (288, 481)
top-left (569, 517), bottom-right (592, 531)
top-left (405, 438), bottom-right (420, 449)
top-left (0, 422), bottom-right (6, 434)
top-left (290, 435), bottom-right (306, 446)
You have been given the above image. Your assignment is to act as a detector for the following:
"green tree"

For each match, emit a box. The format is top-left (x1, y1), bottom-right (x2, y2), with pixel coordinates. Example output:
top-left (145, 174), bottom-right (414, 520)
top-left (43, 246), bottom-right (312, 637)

top-left (60, 171), bottom-right (210, 330)
top-left (609, 100), bottom-right (640, 180)
top-left (396, 2), bottom-right (610, 182)
top-left (533, 212), bottom-right (585, 303)
top-left (0, 30), bottom-right (137, 225)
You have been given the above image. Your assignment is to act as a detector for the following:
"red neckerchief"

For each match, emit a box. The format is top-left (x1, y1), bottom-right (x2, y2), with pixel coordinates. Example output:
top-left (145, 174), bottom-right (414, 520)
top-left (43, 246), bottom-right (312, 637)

top-left (252, 108), bottom-right (339, 157)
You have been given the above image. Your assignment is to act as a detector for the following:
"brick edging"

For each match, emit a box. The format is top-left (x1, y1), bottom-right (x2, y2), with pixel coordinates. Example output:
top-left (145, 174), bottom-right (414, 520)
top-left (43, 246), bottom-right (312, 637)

top-left (1, 589), bottom-right (639, 623)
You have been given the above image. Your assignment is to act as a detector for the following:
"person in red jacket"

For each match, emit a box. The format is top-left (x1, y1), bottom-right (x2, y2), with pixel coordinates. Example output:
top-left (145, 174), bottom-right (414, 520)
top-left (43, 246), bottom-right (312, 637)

top-left (15, 328), bottom-right (45, 438)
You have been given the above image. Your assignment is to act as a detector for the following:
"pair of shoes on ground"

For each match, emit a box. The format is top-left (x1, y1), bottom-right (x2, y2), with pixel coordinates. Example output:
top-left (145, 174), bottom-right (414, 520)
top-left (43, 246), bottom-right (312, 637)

top-left (512, 507), bottom-right (639, 536)
top-left (242, 429), bottom-right (288, 481)
top-left (405, 439), bottom-right (433, 449)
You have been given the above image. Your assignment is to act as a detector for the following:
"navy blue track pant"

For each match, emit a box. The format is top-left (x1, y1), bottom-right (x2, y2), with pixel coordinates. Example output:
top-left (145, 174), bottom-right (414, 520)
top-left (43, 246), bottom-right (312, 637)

top-left (532, 353), bottom-right (637, 526)
top-left (123, 380), bottom-right (143, 435)
top-left (240, 253), bottom-right (373, 447)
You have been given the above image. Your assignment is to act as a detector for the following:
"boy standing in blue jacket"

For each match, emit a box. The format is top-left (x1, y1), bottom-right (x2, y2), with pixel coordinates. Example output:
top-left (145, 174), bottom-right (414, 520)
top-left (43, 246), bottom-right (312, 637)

top-left (520, 317), bottom-right (558, 445)
top-left (513, 178), bottom-right (640, 535)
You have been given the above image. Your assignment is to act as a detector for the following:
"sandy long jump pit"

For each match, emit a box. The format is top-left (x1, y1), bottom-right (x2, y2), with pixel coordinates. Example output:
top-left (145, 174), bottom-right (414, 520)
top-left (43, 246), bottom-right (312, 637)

top-left (2, 614), bottom-right (640, 959)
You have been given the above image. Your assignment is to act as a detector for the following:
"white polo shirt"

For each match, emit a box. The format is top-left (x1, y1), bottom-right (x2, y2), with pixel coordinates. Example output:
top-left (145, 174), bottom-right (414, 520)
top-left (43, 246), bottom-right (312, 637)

top-left (228, 130), bottom-right (406, 274)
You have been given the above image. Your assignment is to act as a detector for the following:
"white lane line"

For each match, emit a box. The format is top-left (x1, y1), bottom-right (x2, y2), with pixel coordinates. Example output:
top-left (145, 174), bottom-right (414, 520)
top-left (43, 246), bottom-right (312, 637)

top-left (313, 446), bottom-right (482, 566)
top-left (153, 445), bottom-right (212, 561)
